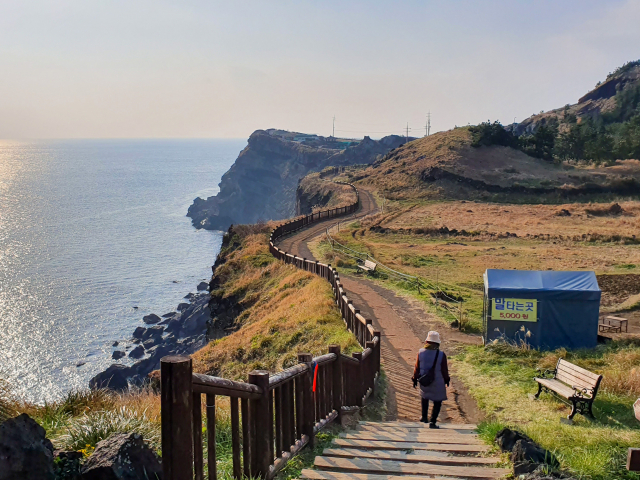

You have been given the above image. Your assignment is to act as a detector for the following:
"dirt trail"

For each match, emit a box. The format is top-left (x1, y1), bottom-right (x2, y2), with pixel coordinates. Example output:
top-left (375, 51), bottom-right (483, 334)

top-left (276, 187), bottom-right (482, 423)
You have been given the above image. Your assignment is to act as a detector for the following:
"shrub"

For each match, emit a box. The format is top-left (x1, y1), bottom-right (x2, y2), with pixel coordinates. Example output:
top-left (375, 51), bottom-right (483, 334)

top-left (55, 406), bottom-right (160, 451)
top-left (469, 121), bottom-right (517, 148)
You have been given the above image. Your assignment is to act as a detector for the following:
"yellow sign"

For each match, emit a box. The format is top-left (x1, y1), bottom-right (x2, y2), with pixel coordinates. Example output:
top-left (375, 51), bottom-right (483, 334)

top-left (491, 298), bottom-right (537, 322)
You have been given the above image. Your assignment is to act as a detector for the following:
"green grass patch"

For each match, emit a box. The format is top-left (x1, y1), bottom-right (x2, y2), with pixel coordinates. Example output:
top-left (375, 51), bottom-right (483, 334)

top-left (456, 341), bottom-right (640, 479)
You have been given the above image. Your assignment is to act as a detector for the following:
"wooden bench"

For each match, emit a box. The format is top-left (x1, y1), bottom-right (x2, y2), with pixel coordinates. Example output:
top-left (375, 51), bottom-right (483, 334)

top-left (357, 260), bottom-right (377, 274)
top-left (599, 323), bottom-right (621, 333)
top-left (534, 358), bottom-right (602, 420)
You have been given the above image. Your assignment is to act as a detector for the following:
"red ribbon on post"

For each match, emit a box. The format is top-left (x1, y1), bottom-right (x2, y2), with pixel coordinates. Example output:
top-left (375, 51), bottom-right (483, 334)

top-left (312, 362), bottom-right (318, 392)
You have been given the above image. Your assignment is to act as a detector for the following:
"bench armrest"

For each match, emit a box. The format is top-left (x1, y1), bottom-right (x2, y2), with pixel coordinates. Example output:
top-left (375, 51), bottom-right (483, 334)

top-left (571, 385), bottom-right (594, 399)
top-left (535, 368), bottom-right (556, 379)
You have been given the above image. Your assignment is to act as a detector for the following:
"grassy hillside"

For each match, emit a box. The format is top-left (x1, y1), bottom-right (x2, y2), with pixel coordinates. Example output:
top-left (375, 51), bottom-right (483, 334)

top-left (347, 128), bottom-right (640, 203)
top-left (192, 223), bottom-right (360, 378)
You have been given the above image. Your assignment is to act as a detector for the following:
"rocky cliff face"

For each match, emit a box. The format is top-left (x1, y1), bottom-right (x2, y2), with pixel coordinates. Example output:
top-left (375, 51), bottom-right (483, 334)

top-left (187, 129), bottom-right (405, 230)
top-left (512, 62), bottom-right (640, 136)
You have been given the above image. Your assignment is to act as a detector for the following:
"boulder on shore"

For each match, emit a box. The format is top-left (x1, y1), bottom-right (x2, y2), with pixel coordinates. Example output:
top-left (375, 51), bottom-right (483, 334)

top-left (0, 413), bottom-right (55, 480)
top-left (81, 432), bottom-right (162, 480)
top-left (142, 314), bottom-right (162, 325)
top-left (128, 345), bottom-right (145, 359)
top-left (89, 364), bottom-right (131, 391)
top-left (141, 326), bottom-right (164, 341)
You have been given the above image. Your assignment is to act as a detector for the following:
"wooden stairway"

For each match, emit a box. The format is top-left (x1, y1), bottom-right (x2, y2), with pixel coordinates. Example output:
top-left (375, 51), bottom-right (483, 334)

top-left (300, 421), bottom-right (508, 480)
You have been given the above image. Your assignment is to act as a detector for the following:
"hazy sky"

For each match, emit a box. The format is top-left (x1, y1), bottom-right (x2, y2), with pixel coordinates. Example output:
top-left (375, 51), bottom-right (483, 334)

top-left (1, 0), bottom-right (639, 139)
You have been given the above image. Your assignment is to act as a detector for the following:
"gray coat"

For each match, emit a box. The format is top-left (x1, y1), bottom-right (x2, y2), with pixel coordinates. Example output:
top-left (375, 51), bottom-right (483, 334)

top-left (414, 347), bottom-right (450, 402)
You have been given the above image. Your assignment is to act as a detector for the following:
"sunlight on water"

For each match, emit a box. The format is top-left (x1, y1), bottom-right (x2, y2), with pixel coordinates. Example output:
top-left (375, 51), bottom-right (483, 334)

top-left (0, 139), bottom-right (244, 403)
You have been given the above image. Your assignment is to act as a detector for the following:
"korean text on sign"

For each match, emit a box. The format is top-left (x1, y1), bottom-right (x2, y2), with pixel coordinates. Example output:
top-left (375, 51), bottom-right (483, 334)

top-left (491, 298), bottom-right (537, 322)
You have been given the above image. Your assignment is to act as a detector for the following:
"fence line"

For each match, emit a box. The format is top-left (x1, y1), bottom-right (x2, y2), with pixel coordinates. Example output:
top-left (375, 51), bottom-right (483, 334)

top-left (160, 183), bottom-right (380, 480)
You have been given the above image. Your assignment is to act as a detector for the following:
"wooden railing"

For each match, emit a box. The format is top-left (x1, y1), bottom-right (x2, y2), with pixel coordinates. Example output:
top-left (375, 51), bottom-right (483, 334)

top-left (161, 184), bottom-right (379, 480)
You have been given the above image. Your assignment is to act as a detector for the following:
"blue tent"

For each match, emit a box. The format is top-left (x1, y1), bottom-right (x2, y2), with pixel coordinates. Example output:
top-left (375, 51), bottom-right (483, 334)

top-left (483, 269), bottom-right (601, 350)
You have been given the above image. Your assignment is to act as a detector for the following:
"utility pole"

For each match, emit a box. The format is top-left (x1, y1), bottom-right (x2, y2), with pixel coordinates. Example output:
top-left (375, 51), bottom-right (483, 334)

top-left (332, 116), bottom-right (335, 138)
top-left (405, 123), bottom-right (411, 143)
top-left (427, 111), bottom-right (431, 136)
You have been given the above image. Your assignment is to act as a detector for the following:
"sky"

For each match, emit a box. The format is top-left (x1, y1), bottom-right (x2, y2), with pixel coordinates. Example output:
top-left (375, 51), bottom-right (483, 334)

top-left (0, 0), bottom-right (639, 139)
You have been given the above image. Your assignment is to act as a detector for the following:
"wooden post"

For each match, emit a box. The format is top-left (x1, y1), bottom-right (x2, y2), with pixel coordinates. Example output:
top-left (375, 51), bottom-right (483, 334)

top-left (328, 345), bottom-right (343, 421)
top-left (230, 398), bottom-right (241, 480)
top-left (374, 330), bottom-right (381, 375)
top-left (628, 448), bottom-right (640, 471)
top-left (241, 398), bottom-right (250, 478)
top-left (298, 353), bottom-right (315, 449)
top-left (205, 394), bottom-right (216, 480)
top-left (161, 355), bottom-right (194, 480)
top-left (366, 341), bottom-right (375, 394)
top-left (366, 319), bottom-right (373, 343)
top-left (248, 370), bottom-right (270, 479)
top-left (352, 351), bottom-right (364, 407)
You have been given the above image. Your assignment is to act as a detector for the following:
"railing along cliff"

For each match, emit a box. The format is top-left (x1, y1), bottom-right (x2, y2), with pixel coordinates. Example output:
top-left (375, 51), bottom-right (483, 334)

top-left (161, 183), bottom-right (379, 480)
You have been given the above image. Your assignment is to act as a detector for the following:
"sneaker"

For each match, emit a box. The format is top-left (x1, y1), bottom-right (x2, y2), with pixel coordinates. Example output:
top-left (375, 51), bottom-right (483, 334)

top-left (419, 417), bottom-right (428, 423)
top-left (429, 422), bottom-right (440, 429)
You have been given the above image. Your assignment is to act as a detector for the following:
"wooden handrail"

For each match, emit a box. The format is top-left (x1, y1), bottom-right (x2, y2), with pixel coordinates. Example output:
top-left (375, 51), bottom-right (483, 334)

top-left (192, 373), bottom-right (263, 398)
top-left (312, 352), bottom-right (337, 366)
top-left (161, 183), bottom-right (382, 480)
top-left (268, 363), bottom-right (309, 389)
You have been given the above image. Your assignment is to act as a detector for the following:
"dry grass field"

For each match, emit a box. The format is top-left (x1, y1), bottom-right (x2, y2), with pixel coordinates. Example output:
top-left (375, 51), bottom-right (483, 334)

top-left (382, 200), bottom-right (640, 241)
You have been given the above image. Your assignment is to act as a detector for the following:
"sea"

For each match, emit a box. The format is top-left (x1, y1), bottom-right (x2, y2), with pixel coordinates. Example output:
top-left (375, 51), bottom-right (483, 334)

top-left (0, 139), bottom-right (246, 403)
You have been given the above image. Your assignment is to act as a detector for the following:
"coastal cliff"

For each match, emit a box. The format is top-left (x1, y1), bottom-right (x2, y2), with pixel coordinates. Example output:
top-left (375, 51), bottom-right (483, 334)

top-left (187, 129), bottom-right (405, 230)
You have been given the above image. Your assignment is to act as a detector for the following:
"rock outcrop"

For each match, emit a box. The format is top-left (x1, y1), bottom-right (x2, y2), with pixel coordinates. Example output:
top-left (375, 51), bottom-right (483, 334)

top-left (187, 129), bottom-right (406, 230)
top-left (80, 433), bottom-right (162, 480)
top-left (90, 291), bottom-right (211, 391)
top-left (0, 413), bottom-right (55, 480)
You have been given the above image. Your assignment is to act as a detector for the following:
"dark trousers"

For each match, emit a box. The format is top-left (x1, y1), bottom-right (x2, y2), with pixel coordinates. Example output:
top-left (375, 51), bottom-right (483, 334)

top-left (421, 398), bottom-right (442, 424)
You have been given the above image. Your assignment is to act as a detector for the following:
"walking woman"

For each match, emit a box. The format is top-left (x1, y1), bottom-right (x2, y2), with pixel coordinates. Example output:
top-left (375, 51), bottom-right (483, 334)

top-left (412, 331), bottom-right (450, 428)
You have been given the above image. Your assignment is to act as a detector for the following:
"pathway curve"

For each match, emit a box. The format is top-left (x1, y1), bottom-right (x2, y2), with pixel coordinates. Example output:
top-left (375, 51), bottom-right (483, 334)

top-left (276, 187), bottom-right (482, 423)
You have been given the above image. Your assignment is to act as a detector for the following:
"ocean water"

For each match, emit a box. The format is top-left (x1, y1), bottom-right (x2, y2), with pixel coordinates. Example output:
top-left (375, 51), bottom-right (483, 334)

top-left (0, 139), bottom-right (245, 403)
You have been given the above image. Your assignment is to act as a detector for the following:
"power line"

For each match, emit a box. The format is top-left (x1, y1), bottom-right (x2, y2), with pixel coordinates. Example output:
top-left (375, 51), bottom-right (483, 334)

top-left (335, 129), bottom-right (404, 134)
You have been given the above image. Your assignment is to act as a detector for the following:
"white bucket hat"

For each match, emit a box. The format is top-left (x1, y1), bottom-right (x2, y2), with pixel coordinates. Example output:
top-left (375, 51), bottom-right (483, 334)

top-left (426, 331), bottom-right (441, 344)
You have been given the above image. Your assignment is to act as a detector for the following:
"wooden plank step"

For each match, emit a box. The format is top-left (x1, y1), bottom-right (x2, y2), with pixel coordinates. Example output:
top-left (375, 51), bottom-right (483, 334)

top-left (333, 438), bottom-right (490, 453)
top-left (359, 421), bottom-right (477, 430)
top-left (301, 469), bottom-right (465, 480)
top-left (340, 432), bottom-right (483, 445)
top-left (357, 424), bottom-right (478, 435)
top-left (322, 448), bottom-right (499, 466)
top-left (314, 457), bottom-right (509, 479)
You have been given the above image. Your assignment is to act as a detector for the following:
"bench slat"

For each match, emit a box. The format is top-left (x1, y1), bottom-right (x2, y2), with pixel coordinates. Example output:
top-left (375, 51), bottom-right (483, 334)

top-left (557, 359), bottom-right (601, 383)
top-left (556, 362), bottom-right (601, 392)
top-left (535, 378), bottom-right (576, 399)
top-left (556, 369), bottom-right (598, 390)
